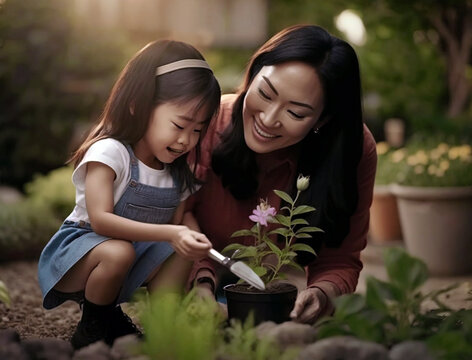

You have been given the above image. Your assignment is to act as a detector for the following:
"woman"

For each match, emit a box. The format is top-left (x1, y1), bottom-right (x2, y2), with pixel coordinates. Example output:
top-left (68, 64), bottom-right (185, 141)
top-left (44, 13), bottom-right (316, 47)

top-left (184, 24), bottom-right (377, 324)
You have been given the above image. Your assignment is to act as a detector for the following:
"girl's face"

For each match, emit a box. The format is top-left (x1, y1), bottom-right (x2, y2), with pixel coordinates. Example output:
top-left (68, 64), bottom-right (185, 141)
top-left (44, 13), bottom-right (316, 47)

top-left (134, 98), bottom-right (206, 169)
top-left (243, 61), bottom-right (325, 154)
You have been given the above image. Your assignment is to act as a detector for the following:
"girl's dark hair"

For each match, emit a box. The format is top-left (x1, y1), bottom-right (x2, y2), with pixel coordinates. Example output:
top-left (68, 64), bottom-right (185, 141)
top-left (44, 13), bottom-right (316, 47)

top-left (212, 25), bottom-right (364, 262)
top-left (70, 40), bottom-right (221, 193)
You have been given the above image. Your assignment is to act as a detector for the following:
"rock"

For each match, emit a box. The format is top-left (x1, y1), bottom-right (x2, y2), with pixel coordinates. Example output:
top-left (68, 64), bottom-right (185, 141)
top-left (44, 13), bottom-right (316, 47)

top-left (22, 337), bottom-right (73, 360)
top-left (110, 335), bottom-right (146, 360)
top-left (72, 341), bottom-right (112, 360)
top-left (257, 321), bottom-right (317, 348)
top-left (0, 186), bottom-right (23, 204)
top-left (0, 342), bottom-right (30, 360)
top-left (298, 336), bottom-right (389, 360)
top-left (255, 321), bottom-right (278, 337)
top-left (390, 341), bottom-right (435, 360)
top-left (0, 328), bottom-right (21, 345)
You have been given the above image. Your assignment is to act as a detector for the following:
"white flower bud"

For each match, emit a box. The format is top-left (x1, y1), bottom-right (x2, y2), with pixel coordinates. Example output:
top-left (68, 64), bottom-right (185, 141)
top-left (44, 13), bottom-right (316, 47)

top-left (296, 174), bottom-right (310, 191)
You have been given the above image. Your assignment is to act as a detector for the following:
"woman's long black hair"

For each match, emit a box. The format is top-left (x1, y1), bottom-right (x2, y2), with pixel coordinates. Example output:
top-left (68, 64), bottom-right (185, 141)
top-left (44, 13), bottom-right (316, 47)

top-left (212, 25), bottom-right (364, 264)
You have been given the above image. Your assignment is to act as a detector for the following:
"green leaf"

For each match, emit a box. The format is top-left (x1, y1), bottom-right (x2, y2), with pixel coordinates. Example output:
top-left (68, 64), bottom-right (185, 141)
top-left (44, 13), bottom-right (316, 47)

top-left (365, 277), bottom-right (393, 312)
top-left (273, 190), bottom-right (294, 205)
top-left (252, 266), bottom-right (268, 277)
top-left (292, 205), bottom-right (316, 215)
top-left (222, 243), bottom-right (247, 254)
top-left (231, 229), bottom-right (256, 238)
top-left (268, 227), bottom-right (291, 237)
top-left (286, 261), bottom-right (305, 273)
top-left (232, 247), bottom-right (258, 259)
top-left (383, 247), bottom-right (428, 291)
top-left (291, 218), bottom-right (309, 225)
top-left (266, 240), bottom-right (282, 256)
top-left (296, 226), bottom-right (323, 233)
top-left (290, 243), bottom-right (316, 255)
top-left (274, 214), bottom-right (290, 227)
top-left (294, 233), bottom-right (312, 239)
top-left (0, 281), bottom-right (11, 306)
top-left (333, 294), bottom-right (365, 318)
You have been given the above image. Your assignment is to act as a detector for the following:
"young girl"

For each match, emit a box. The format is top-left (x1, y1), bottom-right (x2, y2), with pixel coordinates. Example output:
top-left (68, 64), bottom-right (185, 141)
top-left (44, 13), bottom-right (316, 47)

top-left (38, 39), bottom-right (221, 349)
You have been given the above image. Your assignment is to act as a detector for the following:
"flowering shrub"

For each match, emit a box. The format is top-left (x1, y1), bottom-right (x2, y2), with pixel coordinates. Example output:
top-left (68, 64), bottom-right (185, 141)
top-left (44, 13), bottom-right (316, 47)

top-left (375, 140), bottom-right (472, 187)
top-left (222, 175), bottom-right (322, 286)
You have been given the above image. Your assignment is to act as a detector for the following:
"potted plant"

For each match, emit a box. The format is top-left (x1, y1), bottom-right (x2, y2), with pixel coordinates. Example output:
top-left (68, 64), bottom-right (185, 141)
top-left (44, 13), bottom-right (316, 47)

top-left (369, 142), bottom-right (403, 244)
top-left (389, 138), bottom-right (472, 275)
top-left (222, 175), bottom-right (322, 325)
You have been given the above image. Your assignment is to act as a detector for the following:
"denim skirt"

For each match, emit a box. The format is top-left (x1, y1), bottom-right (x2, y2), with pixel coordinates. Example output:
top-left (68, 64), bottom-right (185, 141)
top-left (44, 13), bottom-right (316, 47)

top-left (38, 220), bottom-right (174, 309)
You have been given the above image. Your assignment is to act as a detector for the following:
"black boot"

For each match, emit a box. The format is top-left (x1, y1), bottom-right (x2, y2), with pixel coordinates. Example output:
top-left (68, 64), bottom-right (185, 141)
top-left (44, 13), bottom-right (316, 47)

top-left (70, 298), bottom-right (115, 349)
top-left (108, 305), bottom-right (143, 341)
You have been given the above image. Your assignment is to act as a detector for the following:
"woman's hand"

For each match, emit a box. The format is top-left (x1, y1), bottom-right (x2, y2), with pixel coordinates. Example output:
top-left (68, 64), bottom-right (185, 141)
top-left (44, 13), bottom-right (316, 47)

top-left (169, 226), bottom-right (212, 260)
top-left (290, 287), bottom-right (330, 324)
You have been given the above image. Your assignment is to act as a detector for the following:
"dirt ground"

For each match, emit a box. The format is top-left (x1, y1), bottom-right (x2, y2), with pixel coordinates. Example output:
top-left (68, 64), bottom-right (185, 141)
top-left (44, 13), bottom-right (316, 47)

top-left (0, 260), bottom-right (81, 340)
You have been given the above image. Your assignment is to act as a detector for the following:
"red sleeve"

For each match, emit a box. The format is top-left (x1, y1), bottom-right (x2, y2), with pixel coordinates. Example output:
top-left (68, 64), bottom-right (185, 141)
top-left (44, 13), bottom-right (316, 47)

top-left (306, 125), bottom-right (377, 294)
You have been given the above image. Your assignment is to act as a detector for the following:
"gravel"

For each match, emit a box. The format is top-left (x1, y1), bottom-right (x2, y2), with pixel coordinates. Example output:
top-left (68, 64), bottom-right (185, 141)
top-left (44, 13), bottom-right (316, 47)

top-left (0, 261), bottom-right (81, 341)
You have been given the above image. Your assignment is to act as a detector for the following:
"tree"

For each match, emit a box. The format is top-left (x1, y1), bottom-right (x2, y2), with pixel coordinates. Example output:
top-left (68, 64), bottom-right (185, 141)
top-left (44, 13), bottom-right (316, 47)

top-left (383, 0), bottom-right (472, 118)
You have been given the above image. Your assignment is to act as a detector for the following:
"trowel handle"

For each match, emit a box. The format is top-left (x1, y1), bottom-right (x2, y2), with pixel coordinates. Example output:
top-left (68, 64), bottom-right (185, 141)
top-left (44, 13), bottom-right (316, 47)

top-left (208, 249), bottom-right (231, 266)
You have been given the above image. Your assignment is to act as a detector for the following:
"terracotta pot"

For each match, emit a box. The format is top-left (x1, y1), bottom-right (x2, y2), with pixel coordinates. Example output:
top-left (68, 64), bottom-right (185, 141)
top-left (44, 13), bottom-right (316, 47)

top-left (224, 283), bottom-right (297, 325)
top-left (369, 185), bottom-right (402, 243)
top-left (391, 185), bottom-right (472, 276)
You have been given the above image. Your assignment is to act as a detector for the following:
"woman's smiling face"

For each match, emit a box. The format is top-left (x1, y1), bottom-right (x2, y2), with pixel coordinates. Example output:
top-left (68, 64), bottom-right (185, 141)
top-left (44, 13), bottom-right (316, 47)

top-left (242, 61), bottom-right (325, 154)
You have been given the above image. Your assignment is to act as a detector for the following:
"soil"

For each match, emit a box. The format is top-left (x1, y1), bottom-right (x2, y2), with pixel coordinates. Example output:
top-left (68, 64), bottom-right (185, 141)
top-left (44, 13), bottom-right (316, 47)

top-left (225, 282), bottom-right (298, 294)
top-left (0, 260), bottom-right (81, 340)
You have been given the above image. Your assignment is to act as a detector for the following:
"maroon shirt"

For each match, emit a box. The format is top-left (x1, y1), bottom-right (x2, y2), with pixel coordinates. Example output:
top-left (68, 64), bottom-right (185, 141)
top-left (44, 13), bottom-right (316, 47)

top-left (187, 94), bottom-right (377, 294)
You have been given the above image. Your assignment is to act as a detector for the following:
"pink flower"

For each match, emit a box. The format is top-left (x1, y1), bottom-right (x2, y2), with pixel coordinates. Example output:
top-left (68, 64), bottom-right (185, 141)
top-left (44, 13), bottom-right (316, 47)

top-left (249, 200), bottom-right (276, 226)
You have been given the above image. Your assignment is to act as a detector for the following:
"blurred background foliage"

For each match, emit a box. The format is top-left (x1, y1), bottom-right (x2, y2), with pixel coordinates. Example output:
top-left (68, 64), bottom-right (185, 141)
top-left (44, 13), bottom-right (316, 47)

top-left (0, 0), bottom-right (471, 192)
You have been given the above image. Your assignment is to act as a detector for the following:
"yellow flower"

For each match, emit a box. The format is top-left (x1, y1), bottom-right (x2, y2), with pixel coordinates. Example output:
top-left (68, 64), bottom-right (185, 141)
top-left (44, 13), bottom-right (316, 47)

top-left (448, 146), bottom-right (461, 160)
top-left (391, 149), bottom-right (406, 163)
top-left (376, 142), bottom-right (390, 155)
top-left (414, 165), bottom-right (425, 174)
top-left (428, 164), bottom-right (437, 175)
top-left (407, 155), bottom-right (419, 166)
top-left (436, 143), bottom-right (449, 154)
top-left (439, 160), bottom-right (450, 171)
top-left (416, 150), bottom-right (429, 164)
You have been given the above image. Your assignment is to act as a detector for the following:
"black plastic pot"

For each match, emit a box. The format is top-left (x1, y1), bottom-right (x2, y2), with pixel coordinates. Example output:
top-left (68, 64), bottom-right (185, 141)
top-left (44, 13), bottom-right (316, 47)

top-left (223, 283), bottom-right (298, 325)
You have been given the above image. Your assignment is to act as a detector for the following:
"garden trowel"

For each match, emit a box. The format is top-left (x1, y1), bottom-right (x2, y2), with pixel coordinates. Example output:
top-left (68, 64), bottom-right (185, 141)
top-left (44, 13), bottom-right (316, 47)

top-left (208, 249), bottom-right (265, 290)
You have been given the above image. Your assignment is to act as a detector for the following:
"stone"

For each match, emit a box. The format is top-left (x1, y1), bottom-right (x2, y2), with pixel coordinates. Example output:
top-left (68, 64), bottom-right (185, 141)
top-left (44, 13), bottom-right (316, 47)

top-left (0, 342), bottom-right (30, 360)
top-left (389, 341), bottom-right (435, 360)
top-left (0, 328), bottom-right (21, 345)
top-left (258, 321), bottom-right (317, 348)
top-left (23, 337), bottom-right (73, 360)
top-left (298, 336), bottom-right (389, 360)
top-left (0, 186), bottom-right (23, 204)
top-left (110, 334), bottom-right (144, 359)
top-left (72, 340), bottom-right (112, 360)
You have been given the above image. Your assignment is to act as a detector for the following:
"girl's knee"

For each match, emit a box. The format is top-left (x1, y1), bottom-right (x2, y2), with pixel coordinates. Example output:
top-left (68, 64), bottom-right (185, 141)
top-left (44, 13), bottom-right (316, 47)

top-left (96, 240), bottom-right (136, 269)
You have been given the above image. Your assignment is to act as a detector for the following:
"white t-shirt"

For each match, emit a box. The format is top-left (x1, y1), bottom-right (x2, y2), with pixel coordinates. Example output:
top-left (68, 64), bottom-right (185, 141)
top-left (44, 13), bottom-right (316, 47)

top-left (67, 138), bottom-right (191, 223)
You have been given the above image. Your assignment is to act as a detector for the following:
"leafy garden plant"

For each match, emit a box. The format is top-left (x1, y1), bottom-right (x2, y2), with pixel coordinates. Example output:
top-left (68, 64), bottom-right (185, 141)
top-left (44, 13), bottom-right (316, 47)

top-left (138, 289), bottom-right (299, 360)
top-left (0, 280), bottom-right (11, 307)
top-left (222, 175), bottom-right (322, 286)
top-left (316, 247), bottom-right (472, 359)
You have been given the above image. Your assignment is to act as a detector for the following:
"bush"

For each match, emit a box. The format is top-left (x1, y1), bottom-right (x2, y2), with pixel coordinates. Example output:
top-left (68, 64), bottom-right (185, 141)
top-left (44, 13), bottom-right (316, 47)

top-left (0, 200), bottom-right (60, 262)
top-left (0, 165), bottom-right (74, 262)
top-left (25, 166), bottom-right (75, 220)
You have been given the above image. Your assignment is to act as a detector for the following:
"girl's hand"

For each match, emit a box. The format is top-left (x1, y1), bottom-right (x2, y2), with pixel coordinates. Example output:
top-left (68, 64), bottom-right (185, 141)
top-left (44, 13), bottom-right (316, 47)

top-left (170, 226), bottom-right (212, 260)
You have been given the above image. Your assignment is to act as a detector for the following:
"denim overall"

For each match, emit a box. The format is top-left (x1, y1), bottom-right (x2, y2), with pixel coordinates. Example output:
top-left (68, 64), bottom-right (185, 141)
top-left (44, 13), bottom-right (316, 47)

top-left (38, 144), bottom-right (179, 309)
